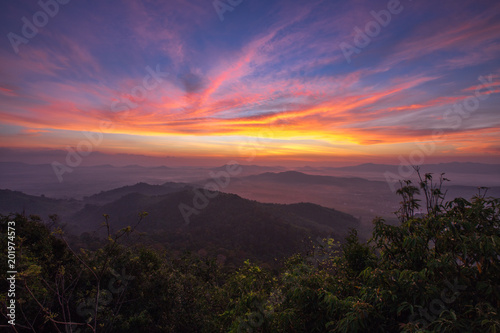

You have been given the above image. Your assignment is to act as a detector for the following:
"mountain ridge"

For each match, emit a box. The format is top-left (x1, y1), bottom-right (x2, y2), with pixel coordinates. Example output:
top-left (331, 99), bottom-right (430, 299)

top-left (0, 184), bottom-right (361, 267)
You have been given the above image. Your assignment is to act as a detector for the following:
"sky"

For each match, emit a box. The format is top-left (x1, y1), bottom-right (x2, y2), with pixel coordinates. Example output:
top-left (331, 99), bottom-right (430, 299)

top-left (0, 0), bottom-right (499, 167)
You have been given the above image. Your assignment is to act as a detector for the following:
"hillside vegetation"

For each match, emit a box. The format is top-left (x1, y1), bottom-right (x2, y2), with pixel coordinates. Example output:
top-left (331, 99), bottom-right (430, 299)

top-left (0, 174), bottom-right (499, 332)
top-left (0, 186), bottom-right (360, 268)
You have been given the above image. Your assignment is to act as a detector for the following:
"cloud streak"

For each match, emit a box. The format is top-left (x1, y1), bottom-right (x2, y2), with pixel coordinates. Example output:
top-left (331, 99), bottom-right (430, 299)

top-left (0, 0), bottom-right (499, 164)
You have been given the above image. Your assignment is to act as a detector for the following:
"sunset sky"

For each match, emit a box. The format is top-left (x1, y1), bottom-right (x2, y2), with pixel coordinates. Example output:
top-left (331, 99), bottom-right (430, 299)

top-left (1, 0), bottom-right (499, 166)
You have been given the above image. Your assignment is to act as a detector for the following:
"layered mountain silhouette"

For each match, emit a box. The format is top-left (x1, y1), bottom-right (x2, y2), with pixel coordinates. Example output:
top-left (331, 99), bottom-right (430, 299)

top-left (242, 171), bottom-right (382, 187)
top-left (3, 166), bottom-right (498, 267)
top-left (0, 182), bottom-right (360, 267)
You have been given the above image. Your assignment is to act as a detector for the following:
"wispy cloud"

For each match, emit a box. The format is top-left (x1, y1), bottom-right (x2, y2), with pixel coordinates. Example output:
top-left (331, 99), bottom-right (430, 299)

top-left (0, 0), bottom-right (499, 163)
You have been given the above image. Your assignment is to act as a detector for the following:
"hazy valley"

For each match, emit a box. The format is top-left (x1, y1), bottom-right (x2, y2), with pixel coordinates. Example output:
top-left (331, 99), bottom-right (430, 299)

top-left (2, 161), bottom-right (499, 268)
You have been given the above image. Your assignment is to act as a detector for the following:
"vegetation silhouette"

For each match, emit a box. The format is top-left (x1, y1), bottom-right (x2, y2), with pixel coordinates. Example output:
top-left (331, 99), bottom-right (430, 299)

top-left (0, 172), bottom-right (499, 332)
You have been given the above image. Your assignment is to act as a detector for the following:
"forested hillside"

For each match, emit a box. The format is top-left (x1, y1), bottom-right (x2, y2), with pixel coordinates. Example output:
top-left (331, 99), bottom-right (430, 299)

top-left (1, 175), bottom-right (498, 332)
top-left (0, 185), bottom-right (360, 268)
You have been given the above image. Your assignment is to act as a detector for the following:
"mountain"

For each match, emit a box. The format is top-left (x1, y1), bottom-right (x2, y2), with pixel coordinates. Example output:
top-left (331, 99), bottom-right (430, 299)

top-left (73, 188), bottom-right (359, 234)
top-left (71, 188), bottom-right (360, 264)
top-left (243, 171), bottom-right (383, 187)
top-left (330, 162), bottom-right (500, 174)
top-left (327, 163), bottom-right (397, 173)
top-left (0, 189), bottom-right (82, 218)
top-left (1, 184), bottom-right (361, 267)
top-left (263, 202), bottom-right (360, 235)
top-left (197, 170), bottom-right (500, 231)
top-left (83, 181), bottom-right (189, 204)
top-left (2, 162), bottom-right (498, 200)
top-left (210, 164), bottom-right (288, 174)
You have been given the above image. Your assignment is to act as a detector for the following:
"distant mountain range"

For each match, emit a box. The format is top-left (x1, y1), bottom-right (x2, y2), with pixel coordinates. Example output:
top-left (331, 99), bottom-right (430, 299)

top-left (196, 170), bottom-right (498, 223)
top-left (0, 189), bottom-right (82, 218)
top-left (2, 164), bottom-right (499, 265)
top-left (82, 182), bottom-right (190, 205)
top-left (2, 163), bottom-right (498, 220)
top-left (0, 162), bottom-right (289, 199)
top-left (242, 171), bottom-right (383, 187)
top-left (0, 181), bottom-right (360, 267)
top-left (319, 162), bottom-right (500, 175)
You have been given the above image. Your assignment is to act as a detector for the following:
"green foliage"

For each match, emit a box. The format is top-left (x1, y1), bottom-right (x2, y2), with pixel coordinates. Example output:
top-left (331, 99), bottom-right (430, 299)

top-left (342, 229), bottom-right (375, 275)
top-left (1, 173), bottom-right (499, 332)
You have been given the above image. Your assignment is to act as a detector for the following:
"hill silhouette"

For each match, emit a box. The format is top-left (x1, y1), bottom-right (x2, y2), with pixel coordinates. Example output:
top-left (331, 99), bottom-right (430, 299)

top-left (0, 184), bottom-right (360, 267)
top-left (243, 171), bottom-right (382, 187)
top-left (83, 182), bottom-right (190, 204)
